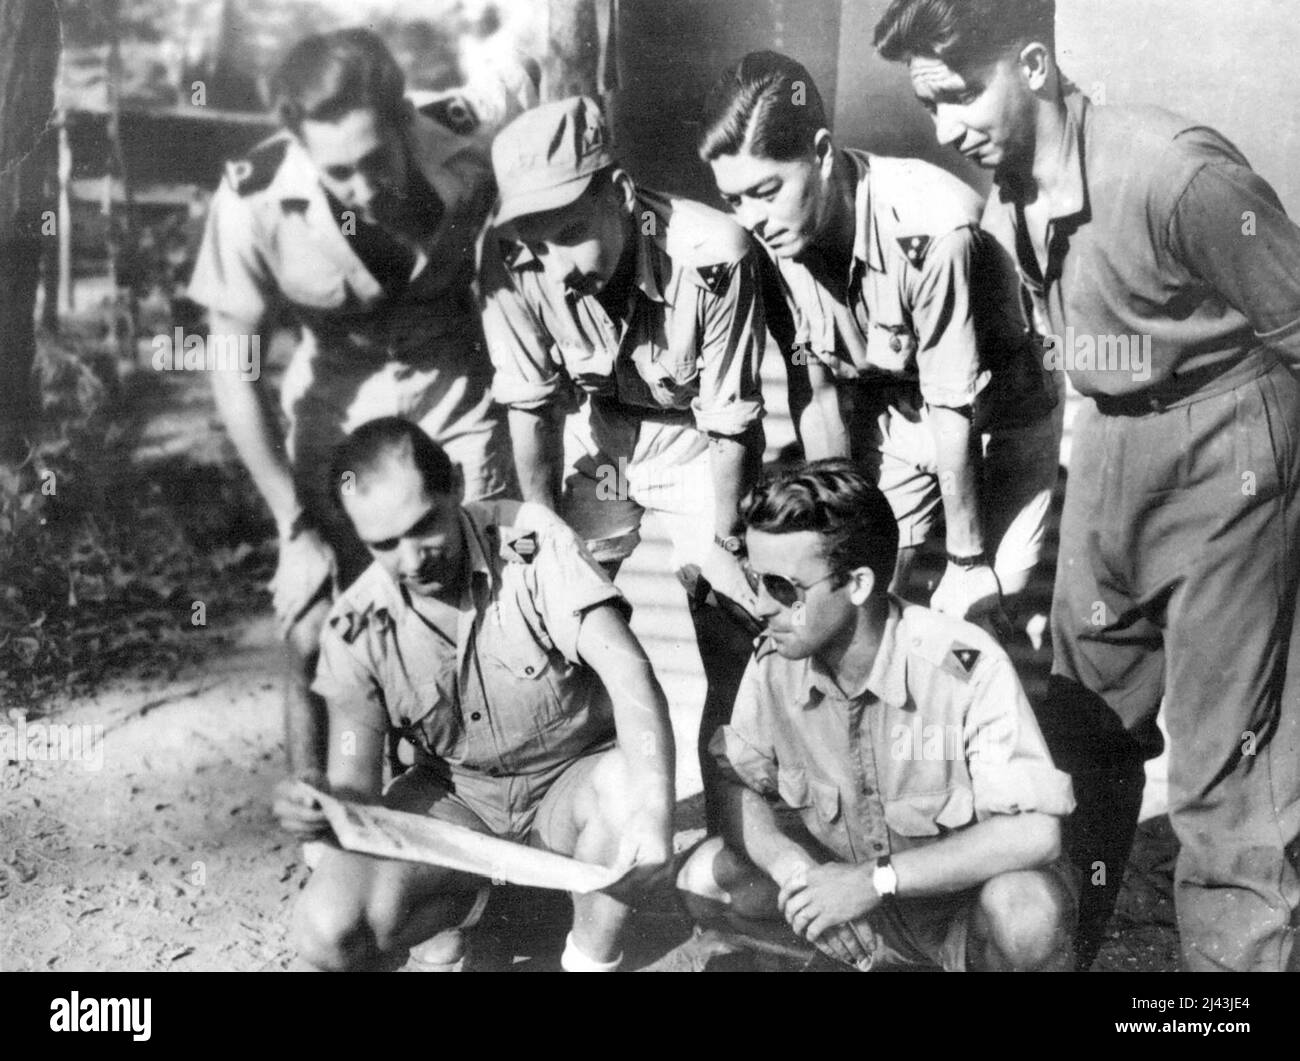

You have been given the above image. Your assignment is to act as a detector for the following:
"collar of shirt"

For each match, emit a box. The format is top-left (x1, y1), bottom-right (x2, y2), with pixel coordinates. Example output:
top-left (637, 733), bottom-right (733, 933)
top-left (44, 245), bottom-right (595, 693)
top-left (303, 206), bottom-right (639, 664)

top-left (794, 596), bottom-right (909, 711)
top-left (842, 148), bottom-right (889, 278)
top-left (393, 507), bottom-right (498, 672)
top-left (510, 188), bottom-right (669, 310)
top-left (996, 89), bottom-right (1090, 227)
top-left (260, 112), bottom-right (472, 290)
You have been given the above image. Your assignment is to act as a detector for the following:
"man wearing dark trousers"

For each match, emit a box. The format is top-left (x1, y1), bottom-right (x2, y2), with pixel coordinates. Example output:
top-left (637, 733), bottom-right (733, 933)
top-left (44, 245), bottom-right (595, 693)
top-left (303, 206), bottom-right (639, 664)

top-left (875, 0), bottom-right (1300, 970)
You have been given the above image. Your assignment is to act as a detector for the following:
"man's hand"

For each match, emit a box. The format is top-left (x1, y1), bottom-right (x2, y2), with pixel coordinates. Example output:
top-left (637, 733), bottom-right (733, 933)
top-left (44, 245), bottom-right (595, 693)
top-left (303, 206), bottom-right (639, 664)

top-left (606, 806), bottom-right (674, 901)
top-left (778, 861), bottom-right (881, 946)
top-left (270, 527), bottom-right (334, 638)
top-left (931, 562), bottom-right (1001, 621)
top-left (700, 542), bottom-right (759, 621)
top-left (272, 778), bottom-right (334, 842)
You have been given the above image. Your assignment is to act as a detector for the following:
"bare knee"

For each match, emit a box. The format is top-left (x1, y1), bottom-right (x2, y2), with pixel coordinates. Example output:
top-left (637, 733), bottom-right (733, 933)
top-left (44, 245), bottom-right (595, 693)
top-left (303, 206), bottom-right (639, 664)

top-left (676, 837), bottom-right (778, 922)
top-left (975, 870), bottom-right (1074, 971)
top-left (291, 885), bottom-right (372, 971)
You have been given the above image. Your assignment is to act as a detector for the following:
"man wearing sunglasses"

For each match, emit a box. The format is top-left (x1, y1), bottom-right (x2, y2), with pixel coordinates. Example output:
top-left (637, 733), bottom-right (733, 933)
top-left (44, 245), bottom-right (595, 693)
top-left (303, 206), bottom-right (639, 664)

top-left (677, 460), bottom-right (1076, 971)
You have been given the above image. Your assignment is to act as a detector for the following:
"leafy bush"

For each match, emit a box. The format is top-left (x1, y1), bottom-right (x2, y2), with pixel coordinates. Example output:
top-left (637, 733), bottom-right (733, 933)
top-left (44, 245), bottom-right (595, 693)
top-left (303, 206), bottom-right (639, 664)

top-left (0, 332), bottom-right (274, 711)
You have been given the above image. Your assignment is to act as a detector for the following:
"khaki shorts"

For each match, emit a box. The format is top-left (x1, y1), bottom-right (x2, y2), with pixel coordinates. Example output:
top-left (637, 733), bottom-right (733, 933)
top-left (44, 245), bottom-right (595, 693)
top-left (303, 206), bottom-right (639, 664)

top-left (559, 402), bottom-right (715, 590)
top-left (383, 745), bottom-right (616, 853)
top-left (845, 382), bottom-right (1063, 596)
top-left (860, 856), bottom-right (1079, 971)
top-left (767, 804), bottom-right (1078, 971)
top-left (281, 327), bottom-right (516, 586)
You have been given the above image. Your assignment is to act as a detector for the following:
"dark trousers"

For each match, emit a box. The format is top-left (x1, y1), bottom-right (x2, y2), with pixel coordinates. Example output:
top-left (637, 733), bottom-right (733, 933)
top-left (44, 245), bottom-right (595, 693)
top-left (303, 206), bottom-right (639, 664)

top-left (1044, 357), bottom-right (1300, 970)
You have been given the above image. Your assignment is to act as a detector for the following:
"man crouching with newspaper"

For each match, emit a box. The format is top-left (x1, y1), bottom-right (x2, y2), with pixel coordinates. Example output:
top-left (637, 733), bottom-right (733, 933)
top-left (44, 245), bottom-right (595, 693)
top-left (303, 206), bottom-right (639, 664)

top-left (273, 417), bottom-right (674, 971)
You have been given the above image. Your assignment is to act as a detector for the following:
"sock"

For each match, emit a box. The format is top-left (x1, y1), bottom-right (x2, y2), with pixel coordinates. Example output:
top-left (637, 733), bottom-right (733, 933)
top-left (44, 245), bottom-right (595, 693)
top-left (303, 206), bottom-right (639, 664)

top-left (560, 932), bottom-right (623, 972)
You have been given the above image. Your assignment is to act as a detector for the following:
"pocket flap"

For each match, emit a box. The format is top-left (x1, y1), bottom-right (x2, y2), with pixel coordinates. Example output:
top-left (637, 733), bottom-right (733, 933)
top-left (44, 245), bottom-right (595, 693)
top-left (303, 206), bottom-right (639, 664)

top-left (809, 779), bottom-right (842, 823)
top-left (884, 787), bottom-right (975, 836)
top-left (777, 766), bottom-right (810, 809)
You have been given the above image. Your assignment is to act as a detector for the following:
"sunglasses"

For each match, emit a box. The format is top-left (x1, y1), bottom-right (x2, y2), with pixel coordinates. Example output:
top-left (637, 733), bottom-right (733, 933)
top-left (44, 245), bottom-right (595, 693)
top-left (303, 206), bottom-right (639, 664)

top-left (742, 561), bottom-right (839, 608)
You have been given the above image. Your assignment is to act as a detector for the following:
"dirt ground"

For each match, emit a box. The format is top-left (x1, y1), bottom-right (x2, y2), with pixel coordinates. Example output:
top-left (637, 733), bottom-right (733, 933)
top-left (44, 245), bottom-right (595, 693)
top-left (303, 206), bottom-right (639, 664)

top-left (0, 351), bottom-right (1181, 973)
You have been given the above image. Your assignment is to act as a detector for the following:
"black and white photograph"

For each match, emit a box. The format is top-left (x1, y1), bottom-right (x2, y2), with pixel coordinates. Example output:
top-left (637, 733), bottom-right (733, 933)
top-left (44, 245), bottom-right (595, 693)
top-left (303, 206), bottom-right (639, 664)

top-left (1, 0), bottom-right (1296, 1006)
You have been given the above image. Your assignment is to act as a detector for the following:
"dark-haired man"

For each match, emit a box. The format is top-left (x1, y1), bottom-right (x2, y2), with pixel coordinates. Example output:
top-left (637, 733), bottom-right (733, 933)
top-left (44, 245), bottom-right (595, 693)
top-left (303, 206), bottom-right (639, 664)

top-left (676, 460), bottom-right (1075, 971)
top-left (874, 0), bottom-right (1300, 970)
top-left (272, 417), bottom-right (674, 971)
top-left (698, 50), bottom-right (1061, 629)
top-left (480, 96), bottom-right (769, 829)
top-left (189, 29), bottom-right (534, 786)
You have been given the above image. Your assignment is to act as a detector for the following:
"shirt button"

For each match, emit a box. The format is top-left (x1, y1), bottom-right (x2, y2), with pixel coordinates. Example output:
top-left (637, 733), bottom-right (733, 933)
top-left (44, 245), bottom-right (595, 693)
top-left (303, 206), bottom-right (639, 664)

top-left (872, 842), bottom-right (886, 853)
top-left (470, 712), bottom-right (482, 722)
top-left (524, 665), bottom-right (535, 676)
top-left (889, 336), bottom-right (903, 353)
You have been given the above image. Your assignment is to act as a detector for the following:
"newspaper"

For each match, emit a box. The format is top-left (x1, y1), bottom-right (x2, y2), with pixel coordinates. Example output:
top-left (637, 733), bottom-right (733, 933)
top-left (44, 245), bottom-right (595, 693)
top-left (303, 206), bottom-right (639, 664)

top-left (309, 787), bottom-right (627, 895)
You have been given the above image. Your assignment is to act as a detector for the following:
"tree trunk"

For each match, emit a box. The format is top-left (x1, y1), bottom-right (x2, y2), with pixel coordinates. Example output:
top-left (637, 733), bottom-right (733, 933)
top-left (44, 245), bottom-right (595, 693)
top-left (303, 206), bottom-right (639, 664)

top-left (0, 0), bottom-right (60, 464)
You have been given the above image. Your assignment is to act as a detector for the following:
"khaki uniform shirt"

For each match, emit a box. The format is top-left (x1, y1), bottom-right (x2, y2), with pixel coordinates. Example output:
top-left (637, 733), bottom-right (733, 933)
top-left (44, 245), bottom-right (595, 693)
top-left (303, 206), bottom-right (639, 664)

top-left (188, 94), bottom-right (520, 368)
top-left (481, 187), bottom-right (766, 437)
top-left (770, 149), bottom-right (1055, 430)
top-left (711, 597), bottom-right (1075, 865)
top-left (981, 91), bottom-right (1300, 401)
top-left (312, 500), bottom-right (624, 779)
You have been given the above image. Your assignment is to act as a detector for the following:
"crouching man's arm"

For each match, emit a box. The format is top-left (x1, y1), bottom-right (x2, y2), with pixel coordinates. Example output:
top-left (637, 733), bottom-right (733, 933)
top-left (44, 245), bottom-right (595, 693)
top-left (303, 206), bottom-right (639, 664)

top-left (780, 811), bottom-right (1059, 943)
top-left (273, 626), bottom-right (390, 840)
top-left (576, 603), bottom-right (676, 890)
top-left (716, 774), bottom-right (875, 968)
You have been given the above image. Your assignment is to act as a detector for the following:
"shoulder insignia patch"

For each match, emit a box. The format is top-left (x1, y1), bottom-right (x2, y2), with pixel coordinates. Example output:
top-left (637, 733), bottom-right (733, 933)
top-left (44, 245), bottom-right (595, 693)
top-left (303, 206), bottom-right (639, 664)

top-left (696, 262), bottom-right (732, 295)
top-left (500, 530), bottom-right (539, 564)
top-left (500, 236), bottom-right (530, 271)
top-left (897, 235), bottom-right (932, 269)
top-left (420, 94), bottom-right (481, 137)
top-left (950, 644), bottom-right (981, 675)
top-left (332, 603), bottom-right (394, 646)
top-left (225, 137), bottom-right (289, 197)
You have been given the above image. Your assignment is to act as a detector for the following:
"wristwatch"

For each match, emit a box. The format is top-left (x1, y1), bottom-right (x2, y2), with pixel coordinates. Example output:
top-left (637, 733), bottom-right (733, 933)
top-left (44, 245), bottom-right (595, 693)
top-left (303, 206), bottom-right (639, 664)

top-left (871, 856), bottom-right (898, 899)
top-left (944, 550), bottom-right (990, 569)
top-left (714, 533), bottom-right (745, 557)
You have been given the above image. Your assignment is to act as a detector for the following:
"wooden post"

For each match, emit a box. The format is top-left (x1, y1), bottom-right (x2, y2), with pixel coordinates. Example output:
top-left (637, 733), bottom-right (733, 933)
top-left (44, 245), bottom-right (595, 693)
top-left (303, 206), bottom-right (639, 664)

top-left (0, 0), bottom-right (59, 463)
top-left (57, 113), bottom-right (72, 316)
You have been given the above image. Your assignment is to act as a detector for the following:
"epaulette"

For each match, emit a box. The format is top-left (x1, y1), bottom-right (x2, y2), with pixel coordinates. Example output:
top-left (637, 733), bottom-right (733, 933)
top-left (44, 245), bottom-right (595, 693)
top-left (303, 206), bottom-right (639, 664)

top-left (498, 528), bottom-right (539, 564)
top-left (224, 136), bottom-right (290, 197)
top-left (329, 603), bottom-right (395, 646)
top-left (419, 93), bottom-right (481, 137)
top-left (866, 153), bottom-right (982, 263)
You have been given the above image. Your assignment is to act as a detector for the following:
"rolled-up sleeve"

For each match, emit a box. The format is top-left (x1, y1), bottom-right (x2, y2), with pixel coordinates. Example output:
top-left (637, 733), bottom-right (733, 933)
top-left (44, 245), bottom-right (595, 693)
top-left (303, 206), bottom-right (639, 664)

top-left (963, 650), bottom-right (1075, 820)
top-left (907, 226), bottom-right (989, 410)
top-left (187, 182), bottom-right (274, 325)
top-left (708, 658), bottom-right (779, 797)
top-left (691, 254), bottom-right (767, 436)
top-left (528, 523), bottom-right (628, 664)
top-left (479, 234), bottom-right (568, 410)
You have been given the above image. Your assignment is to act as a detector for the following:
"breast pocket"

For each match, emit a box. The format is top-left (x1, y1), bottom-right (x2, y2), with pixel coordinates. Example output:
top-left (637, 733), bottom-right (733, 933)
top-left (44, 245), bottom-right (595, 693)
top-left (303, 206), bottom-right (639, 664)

top-left (392, 679), bottom-right (462, 760)
top-left (883, 786), bottom-right (975, 838)
top-left (479, 634), bottom-right (566, 727)
top-left (274, 234), bottom-right (349, 309)
top-left (778, 767), bottom-right (847, 849)
top-left (865, 321), bottom-right (918, 376)
top-left (559, 339), bottom-right (616, 396)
